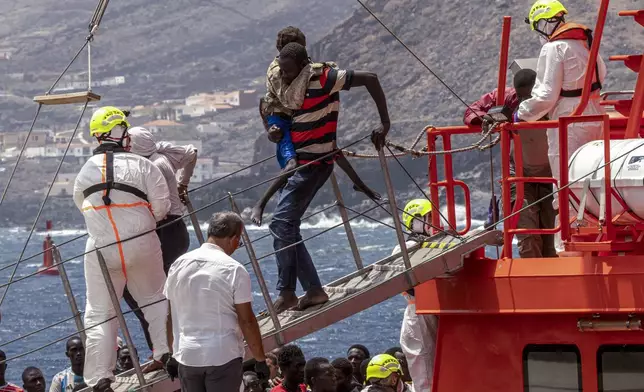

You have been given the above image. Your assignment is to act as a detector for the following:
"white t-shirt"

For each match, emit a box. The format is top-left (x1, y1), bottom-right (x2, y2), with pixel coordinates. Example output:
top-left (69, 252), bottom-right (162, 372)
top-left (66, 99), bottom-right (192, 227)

top-left (164, 242), bottom-right (252, 367)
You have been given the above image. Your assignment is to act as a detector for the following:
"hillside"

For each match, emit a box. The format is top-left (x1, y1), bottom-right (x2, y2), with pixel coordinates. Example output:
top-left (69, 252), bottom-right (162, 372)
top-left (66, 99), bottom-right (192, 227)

top-left (310, 0), bottom-right (643, 178)
top-left (1, 0), bottom-right (643, 227)
top-left (0, 0), bottom-right (352, 105)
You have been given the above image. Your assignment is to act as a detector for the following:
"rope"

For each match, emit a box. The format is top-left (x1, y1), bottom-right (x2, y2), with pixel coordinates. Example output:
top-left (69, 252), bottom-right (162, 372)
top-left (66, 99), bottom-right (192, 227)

top-left (0, 134), bottom-right (373, 285)
top-left (0, 102), bottom-right (89, 308)
top-left (342, 129), bottom-right (428, 158)
top-left (0, 104), bottom-right (43, 206)
top-left (355, 0), bottom-right (484, 123)
top-left (46, 39), bottom-right (91, 95)
top-left (420, 123), bottom-right (501, 156)
top-left (0, 313), bottom-right (81, 348)
top-left (249, 203), bottom-right (338, 245)
top-left (189, 154), bottom-right (276, 193)
top-left (0, 234), bottom-right (87, 273)
top-left (385, 144), bottom-right (463, 239)
top-left (0, 0), bottom-right (108, 207)
top-left (339, 202), bottom-right (413, 234)
top-left (252, 200), bottom-right (392, 263)
top-left (487, 131), bottom-right (500, 258)
top-left (0, 297), bottom-right (165, 365)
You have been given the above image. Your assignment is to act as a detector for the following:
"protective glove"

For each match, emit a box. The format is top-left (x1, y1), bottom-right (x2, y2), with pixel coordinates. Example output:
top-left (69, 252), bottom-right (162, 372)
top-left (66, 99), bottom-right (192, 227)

top-left (254, 360), bottom-right (270, 381)
top-left (162, 354), bottom-right (179, 381)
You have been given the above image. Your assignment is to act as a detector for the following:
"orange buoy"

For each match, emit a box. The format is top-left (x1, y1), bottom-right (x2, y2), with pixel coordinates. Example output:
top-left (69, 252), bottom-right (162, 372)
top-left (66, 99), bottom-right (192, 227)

top-left (38, 220), bottom-right (59, 276)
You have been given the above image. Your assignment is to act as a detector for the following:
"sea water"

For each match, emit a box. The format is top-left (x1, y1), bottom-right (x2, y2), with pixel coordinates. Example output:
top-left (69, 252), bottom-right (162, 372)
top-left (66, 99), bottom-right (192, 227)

top-left (0, 211), bottom-right (512, 383)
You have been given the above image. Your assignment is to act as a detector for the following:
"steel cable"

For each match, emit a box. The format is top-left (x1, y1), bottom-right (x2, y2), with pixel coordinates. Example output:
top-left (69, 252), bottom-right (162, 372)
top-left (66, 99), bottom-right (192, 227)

top-left (0, 134), bottom-right (373, 286)
top-left (0, 102), bottom-right (89, 307)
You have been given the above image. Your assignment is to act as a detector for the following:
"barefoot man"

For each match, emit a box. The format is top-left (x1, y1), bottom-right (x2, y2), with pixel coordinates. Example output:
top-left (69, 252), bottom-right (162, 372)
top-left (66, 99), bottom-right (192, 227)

top-left (269, 42), bottom-right (391, 312)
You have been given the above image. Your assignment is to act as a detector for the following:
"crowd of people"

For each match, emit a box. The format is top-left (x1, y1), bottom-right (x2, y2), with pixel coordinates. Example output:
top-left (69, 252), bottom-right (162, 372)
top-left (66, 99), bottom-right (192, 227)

top-left (0, 338), bottom-right (134, 392)
top-left (0, 339), bottom-right (418, 392)
top-left (0, 0), bottom-right (608, 391)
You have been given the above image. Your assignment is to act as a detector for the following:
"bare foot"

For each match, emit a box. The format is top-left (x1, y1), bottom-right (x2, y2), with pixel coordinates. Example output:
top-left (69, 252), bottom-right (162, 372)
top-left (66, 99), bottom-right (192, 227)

top-left (251, 203), bottom-right (265, 227)
top-left (296, 287), bottom-right (329, 310)
top-left (353, 184), bottom-right (382, 201)
top-left (273, 291), bottom-right (298, 313)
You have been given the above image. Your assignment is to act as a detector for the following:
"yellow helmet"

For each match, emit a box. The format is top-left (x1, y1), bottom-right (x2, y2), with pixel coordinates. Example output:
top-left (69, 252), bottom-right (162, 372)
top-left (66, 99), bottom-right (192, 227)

top-left (366, 354), bottom-right (402, 382)
top-left (402, 199), bottom-right (432, 231)
top-left (89, 106), bottom-right (130, 137)
top-left (526, 0), bottom-right (568, 31)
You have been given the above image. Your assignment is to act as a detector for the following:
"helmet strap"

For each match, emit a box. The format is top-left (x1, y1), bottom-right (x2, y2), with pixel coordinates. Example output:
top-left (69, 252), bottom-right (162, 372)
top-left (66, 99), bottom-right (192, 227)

top-left (95, 124), bottom-right (130, 151)
top-left (534, 16), bottom-right (565, 40)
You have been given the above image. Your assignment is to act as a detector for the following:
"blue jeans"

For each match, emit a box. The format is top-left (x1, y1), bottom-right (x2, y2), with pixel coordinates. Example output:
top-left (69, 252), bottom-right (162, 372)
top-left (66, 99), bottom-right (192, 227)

top-left (269, 163), bottom-right (334, 292)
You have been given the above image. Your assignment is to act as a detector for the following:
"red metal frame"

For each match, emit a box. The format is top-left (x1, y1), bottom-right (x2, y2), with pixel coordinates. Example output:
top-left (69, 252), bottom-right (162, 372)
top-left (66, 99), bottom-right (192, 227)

top-left (571, 0), bottom-right (609, 116)
top-left (496, 16), bottom-right (511, 105)
top-left (425, 0), bottom-right (644, 257)
top-left (427, 128), bottom-right (472, 236)
top-left (619, 10), bottom-right (644, 27)
top-left (624, 52), bottom-right (644, 138)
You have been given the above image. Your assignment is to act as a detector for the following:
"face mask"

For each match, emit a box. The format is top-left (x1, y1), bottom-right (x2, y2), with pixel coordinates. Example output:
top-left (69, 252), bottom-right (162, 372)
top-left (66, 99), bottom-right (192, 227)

top-left (411, 217), bottom-right (426, 234)
top-left (536, 19), bottom-right (560, 45)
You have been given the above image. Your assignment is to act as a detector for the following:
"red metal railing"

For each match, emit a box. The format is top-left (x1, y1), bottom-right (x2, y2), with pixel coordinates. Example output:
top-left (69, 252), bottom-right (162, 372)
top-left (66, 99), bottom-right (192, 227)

top-left (424, 0), bottom-right (640, 257)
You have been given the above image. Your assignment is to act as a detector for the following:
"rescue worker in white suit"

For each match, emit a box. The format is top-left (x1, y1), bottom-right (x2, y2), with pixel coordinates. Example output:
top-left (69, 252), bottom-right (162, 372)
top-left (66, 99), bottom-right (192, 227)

top-left (391, 199), bottom-right (438, 392)
top-left (514, 0), bottom-right (607, 252)
top-left (73, 106), bottom-right (173, 392)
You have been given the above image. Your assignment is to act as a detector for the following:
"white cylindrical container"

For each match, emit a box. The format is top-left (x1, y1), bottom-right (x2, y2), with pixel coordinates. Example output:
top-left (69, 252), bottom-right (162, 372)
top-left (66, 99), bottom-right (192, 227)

top-left (568, 139), bottom-right (644, 225)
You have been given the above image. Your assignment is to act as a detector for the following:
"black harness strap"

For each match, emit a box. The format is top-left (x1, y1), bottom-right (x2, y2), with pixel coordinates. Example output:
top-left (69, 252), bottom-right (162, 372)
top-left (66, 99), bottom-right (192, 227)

top-left (82, 149), bottom-right (149, 205)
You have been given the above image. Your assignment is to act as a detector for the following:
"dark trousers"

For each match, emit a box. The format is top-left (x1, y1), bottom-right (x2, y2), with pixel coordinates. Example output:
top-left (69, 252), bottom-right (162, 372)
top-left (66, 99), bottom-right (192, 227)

top-left (268, 164), bottom-right (333, 292)
top-left (122, 216), bottom-right (190, 350)
top-left (178, 358), bottom-right (242, 392)
top-left (509, 183), bottom-right (557, 258)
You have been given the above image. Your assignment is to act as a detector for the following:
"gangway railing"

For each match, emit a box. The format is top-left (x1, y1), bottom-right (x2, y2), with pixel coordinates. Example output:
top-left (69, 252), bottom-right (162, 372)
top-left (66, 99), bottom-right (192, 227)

top-left (0, 128), bottom-right (461, 392)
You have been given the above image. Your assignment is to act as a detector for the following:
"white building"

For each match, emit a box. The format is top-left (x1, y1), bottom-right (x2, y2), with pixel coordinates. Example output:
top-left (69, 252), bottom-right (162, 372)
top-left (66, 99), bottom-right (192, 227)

top-left (167, 140), bottom-right (203, 154)
top-left (196, 122), bottom-right (235, 135)
top-left (49, 173), bottom-right (77, 197)
top-left (44, 143), bottom-right (91, 158)
top-left (192, 158), bottom-right (215, 183)
top-left (142, 119), bottom-right (184, 134)
top-left (177, 105), bottom-right (210, 119)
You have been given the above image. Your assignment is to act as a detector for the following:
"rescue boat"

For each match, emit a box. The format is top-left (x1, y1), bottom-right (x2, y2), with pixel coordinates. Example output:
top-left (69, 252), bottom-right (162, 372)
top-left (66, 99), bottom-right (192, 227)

top-left (417, 3), bottom-right (644, 391)
top-left (2, 0), bottom-right (643, 391)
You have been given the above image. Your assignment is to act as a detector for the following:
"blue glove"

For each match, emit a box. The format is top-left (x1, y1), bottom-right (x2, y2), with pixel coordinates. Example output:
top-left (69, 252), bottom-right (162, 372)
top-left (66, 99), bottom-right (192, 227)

top-left (484, 195), bottom-right (500, 230)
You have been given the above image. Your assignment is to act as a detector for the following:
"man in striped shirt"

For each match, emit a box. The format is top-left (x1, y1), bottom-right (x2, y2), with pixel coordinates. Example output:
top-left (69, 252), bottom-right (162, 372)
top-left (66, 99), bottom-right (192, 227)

top-left (270, 43), bottom-right (391, 312)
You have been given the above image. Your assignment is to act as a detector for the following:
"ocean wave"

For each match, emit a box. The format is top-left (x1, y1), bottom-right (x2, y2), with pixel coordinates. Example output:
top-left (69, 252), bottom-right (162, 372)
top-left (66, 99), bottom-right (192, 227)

top-left (34, 229), bottom-right (87, 237)
top-left (186, 205), bottom-right (487, 233)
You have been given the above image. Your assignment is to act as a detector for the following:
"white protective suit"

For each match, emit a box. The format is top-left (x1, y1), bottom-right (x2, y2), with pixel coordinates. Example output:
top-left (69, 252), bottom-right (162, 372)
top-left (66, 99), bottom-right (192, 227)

top-left (393, 242), bottom-right (437, 392)
top-left (517, 34), bottom-right (607, 251)
top-left (73, 143), bottom-right (171, 387)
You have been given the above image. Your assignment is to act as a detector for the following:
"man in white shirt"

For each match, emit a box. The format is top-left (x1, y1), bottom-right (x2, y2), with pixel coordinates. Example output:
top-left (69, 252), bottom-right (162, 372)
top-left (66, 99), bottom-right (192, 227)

top-left (164, 212), bottom-right (269, 392)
